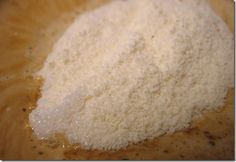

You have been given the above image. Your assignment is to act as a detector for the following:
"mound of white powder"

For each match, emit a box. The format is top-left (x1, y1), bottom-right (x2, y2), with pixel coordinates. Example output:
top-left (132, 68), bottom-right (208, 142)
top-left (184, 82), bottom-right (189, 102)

top-left (29, 0), bottom-right (233, 150)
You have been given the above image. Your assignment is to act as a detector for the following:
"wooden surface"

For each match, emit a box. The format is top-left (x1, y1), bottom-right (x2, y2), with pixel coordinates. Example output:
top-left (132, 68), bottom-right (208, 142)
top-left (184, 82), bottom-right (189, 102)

top-left (0, 0), bottom-right (234, 160)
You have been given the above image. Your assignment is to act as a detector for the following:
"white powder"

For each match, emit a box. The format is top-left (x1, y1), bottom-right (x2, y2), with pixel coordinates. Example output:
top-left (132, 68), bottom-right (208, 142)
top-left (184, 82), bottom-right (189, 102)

top-left (29, 0), bottom-right (233, 150)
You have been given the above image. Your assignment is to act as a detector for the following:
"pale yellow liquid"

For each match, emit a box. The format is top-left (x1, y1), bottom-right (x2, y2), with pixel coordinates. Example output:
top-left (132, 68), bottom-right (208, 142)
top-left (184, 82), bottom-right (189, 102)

top-left (0, 0), bottom-right (234, 160)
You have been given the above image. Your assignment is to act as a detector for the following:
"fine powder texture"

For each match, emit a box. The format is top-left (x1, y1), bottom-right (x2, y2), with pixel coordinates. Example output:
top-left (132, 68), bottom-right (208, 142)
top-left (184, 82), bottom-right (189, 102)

top-left (29, 0), bottom-right (233, 150)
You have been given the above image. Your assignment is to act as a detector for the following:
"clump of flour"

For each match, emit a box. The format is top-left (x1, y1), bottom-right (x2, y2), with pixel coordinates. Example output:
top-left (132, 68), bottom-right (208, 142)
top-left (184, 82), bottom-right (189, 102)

top-left (29, 0), bottom-right (233, 150)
